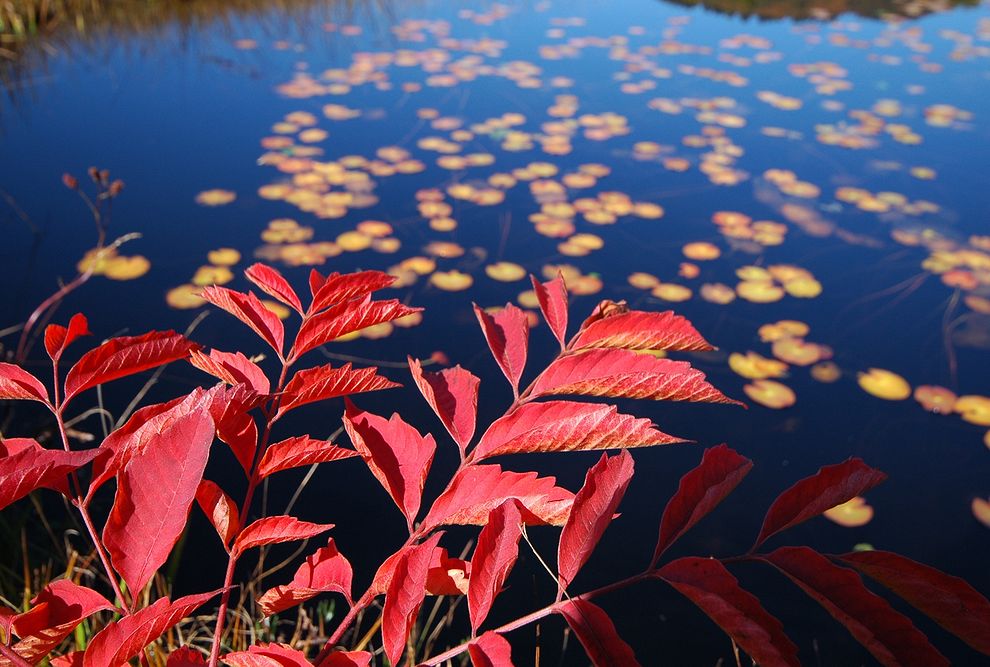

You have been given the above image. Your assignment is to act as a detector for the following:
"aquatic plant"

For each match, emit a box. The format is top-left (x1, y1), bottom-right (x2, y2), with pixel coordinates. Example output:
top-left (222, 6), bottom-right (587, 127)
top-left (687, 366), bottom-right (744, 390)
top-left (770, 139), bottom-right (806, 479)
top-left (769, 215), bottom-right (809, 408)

top-left (1, 264), bottom-right (989, 666)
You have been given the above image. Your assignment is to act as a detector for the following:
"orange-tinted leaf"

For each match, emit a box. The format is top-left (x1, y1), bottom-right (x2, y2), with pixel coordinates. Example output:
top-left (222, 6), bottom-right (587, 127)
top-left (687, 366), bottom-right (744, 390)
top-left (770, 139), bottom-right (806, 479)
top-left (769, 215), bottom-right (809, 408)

top-left (256, 436), bottom-right (357, 479)
top-left (202, 286), bottom-right (284, 355)
top-left (277, 363), bottom-right (399, 417)
top-left (232, 516), bottom-right (333, 556)
top-left (656, 557), bottom-right (799, 667)
top-left (469, 500), bottom-right (524, 633)
top-left (841, 550), bottom-right (990, 656)
top-left (101, 392), bottom-right (216, 595)
top-left (654, 444), bottom-right (752, 563)
top-left (309, 270), bottom-right (396, 313)
top-left (343, 400), bottom-right (435, 530)
top-left (557, 599), bottom-right (640, 667)
top-left (257, 538), bottom-right (353, 616)
top-left (754, 458), bottom-right (886, 549)
top-left (44, 313), bottom-right (90, 363)
top-left (293, 296), bottom-right (420, 361)
top-left (0, 363), bottom-right (49, 403)
top-left (63, 331), bottom-right (199, 404)
top-left (558, 452), bottom-right (634, 590)
top-left (532, 274), bottom-right (568, 348)
top-left (189, 349), bottom-right (270, 395)
top-left (473, 400), bottom-right (682, 460)
top-left (762, 547), bottom-right (948, 667)
top-left (426, 547), bottom-right (470, 596)
top-left (473, 303), bottom-right (529, 397)
top-left (530, 349), bottom-right (739, 404)
top-left (321, 651), bottom-right (372, 667)
top-left (195, 480), bottom-right (239, 549)
top-left (0, 445), bottom-right (96, 510)
top-left (7, 580), bottom-right (113, 664)
top-left (408, 356), bottom-right (479, 455)
top-left (224, 643), bottom-right (311, 666)
top-left (382, 534), bottom-right (441, 666)
top-left (468, 631), bottom-right (514, 667)
top-left (82, 591), bottom-right (218, 667)
top-left (245, 263), bottom-right (303, 314)
top-left (571, 310), bottom-right (714, 352)
top-left (421, 464), bottom-right (574, 531)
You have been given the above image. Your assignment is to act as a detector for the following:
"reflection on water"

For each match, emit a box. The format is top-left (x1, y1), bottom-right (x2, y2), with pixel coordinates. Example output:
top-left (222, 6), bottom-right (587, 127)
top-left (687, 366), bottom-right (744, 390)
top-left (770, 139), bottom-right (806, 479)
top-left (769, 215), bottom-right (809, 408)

top-left (1, 0), bottom-right (990, 662)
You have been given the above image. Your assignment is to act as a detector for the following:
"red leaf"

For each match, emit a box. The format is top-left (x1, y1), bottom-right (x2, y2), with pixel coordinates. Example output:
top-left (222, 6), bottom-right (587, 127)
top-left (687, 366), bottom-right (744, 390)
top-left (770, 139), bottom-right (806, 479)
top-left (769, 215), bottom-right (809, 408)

top-left (232, 516), bottom-right (333, 556)
top-left (245, 263), bottom-right (303, 314)
top-left (223, 642), bottom-right (311, 666)
top-left (202, 286), bottom-right (285, 356)
top-left (257, 538), bottom-right (353, 616)
top-left (571, 309), bottom-right (714, 352)
top-left (210, 388), bottom-right (259, 476)
top-left (101, 390), bottom-right (216, 595)
top-left (292, 296), bottom-right (420, 361)
top-left (473, 303), bottom-right (529, 397)
top-left (557, 599), bottom-right (640, 667)
top-left (840, 550), bottom-right (990, 656)
top-left (309, 270), bottom-right (396, 313)
top-left (44, 313), bottom-right (90, 363)
top-left (7, 580), bottom-right (113, 664)
top-left (473, 400), bottom-right (682, 460)
top-left (408, 356), bottom-right (480, 456)
top-left (50, 652), bottom-right (84, 667)
top-left (63, 330), bottom-right (199, 404)
top-left (0, 363), bottom-right (49, 403)
top-left (558, 452), bottom-right (634, 590)
top-left (420, 464), bottom-right (574, 531)
top-left (382, 534), bottom-right (441, 666)
top-left (754, 458), bottom-right (887, 549)
top-left (321, 650), bottom-right (372, 667)
top-left (531, 274), bottom-right (568, 349)
top-left (762, 547), bottom-right (948, 667)
top-left (195, 480), bottom-right (239, 549)
top-left (426, 547), bottom-right (471, 596)
top-left (82, 590), bottom-right (218, 667)
top-left (0, 446), bottom-right (96, 510)
top-left (469, 500), bottom-right (524, 633)
top-left (343, 400), bottom-right (435, 530)
top-left (656, 557), bottom-right (799, 667)
top-left (189, 349), bottom-right (270, 395)
top-left (166, 646), bottom-right (207, 665)
top-left (277, 363), bottom-right (399, 417)
top-left (468, 631), bottom-right (514, 667)
top-left (256, 436), bottom-right (357, 479)
top-left (530, 349), bottom-right (740, 405)
top-left (653, 444), bottom-right (752, 563)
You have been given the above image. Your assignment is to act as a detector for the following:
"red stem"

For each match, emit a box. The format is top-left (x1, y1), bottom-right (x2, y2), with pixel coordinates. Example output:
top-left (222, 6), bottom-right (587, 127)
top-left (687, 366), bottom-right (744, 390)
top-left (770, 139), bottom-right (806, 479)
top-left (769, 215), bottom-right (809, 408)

top-left (0, 642), bottom-right (33, 667)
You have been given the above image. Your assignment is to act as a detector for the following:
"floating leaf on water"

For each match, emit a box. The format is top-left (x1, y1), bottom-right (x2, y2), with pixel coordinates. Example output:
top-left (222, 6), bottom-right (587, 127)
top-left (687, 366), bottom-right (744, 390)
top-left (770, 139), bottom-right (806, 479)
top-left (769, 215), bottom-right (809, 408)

top-left (810, 362), bottom-right (842, 383)
top-left (824, 496), bottom-right (874, 527)
top-left (485, 262), bottom-right (527, 282)
top-left (913, 386), bottom-right (958, 414)
top-left (743, 379), bottom-right (795, 409)
top-left (857, 368), bottom-right (911, 401)
top-left (430, 271), bottom-right (473, 291)
top-left (166, 284), bottom-right (206, 310)
top-left (729, 352), bottom-right (788, 380)
top-left (954, 396), bottom-right (990, 426)
top-left (195, 189), bottom-right (237, 206)
top-left (208, 248), bottom-right (241, 266)
top-left (972, 498), bottom-right (990, 529)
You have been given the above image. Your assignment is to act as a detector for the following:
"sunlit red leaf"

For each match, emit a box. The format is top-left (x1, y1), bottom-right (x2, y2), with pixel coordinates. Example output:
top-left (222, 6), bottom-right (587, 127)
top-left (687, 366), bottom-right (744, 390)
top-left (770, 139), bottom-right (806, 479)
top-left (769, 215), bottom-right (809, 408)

top-left (382, 533), bottom-right (441, 666)
top-left (257, 538), bottom-right (353, 616)
top-left (256, 436), bottom-right (357, 479)
top-left (532, 274), bottom-right (568, 348)
top-left (165, 646), bottom-right (206, 666)
top-left (189, 349), bottom-right (270, 395)
top-left (530, 349), bottom-right (739, 405)
top-left (841, 550), bottom-right (990, 656)
top-left (473, 400), bottom-right (682, 460)
top-left (420, 464), bottom-right (574, 531)
top-left (656, 557), bottom-right (799, 667)
top-left (232, 516), bottom-right (333, 556)
top-left (408, 356), bottom-right (480, 455)
top-left (473, 303), bottom-right (529, 397)
top-left (754, 458), bottom-right (887, 549)
top-left (292, 296), bottom-right (420, 361)
top-left (653, 444), bottom-right (752, 563)
top-left (202, 285), bottom-right (285, 356)
top-left (44, 313), bottom-right (90, 363)
top-left (195, 479), bottom-right (239, 550)
top-left (209, 387), bottom-right (259, 476)
top-left (63, 330), bottom-right (199, 404)
top-left (277, 363), bottom-right (399, 417)
top-left (224, 643), bottom-right (311, 666)
top-left (762, 547), bottom-right (948, 667)
top-left (557, 599), bottom-right (641, 667)
top-left (101, 392), bottom-right (216, 595)
top-left (571, 310), bottom-right (714, 352)
top-left (468, 631), bottom-right (514, 667)
top-left (82, 590), bottom-right (218, 667)
top-left (343, 399), bottom-right (435, 530)
top-left (309, 269), bottom-right (396, 313)
top-left (0, 446), bottom-right (97, 511)
top-left (321, 651), bottom-right (372, 667)
top-left (245, 263), bottom-right (303, 314)
top-left (6, 580), bottom-right (113, 664)
top-left (469, 500), bottom-right (524, 633)
top-left (0, 363), bottom-right (49, 404)
top-left (558, 452), bottom-right (634, 590)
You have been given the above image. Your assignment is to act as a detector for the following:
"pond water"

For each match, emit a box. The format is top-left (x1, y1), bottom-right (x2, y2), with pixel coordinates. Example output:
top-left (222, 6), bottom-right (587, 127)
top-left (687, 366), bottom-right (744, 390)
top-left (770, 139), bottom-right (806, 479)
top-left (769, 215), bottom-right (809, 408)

top-left (1, 0), bottom-right (990, 664)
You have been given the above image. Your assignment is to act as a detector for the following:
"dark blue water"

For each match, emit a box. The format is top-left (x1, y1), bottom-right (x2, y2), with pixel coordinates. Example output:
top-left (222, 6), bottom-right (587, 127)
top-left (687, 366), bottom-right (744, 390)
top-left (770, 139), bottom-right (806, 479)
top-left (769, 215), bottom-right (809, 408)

top-left (2, 0), bottom-right (989, 664)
